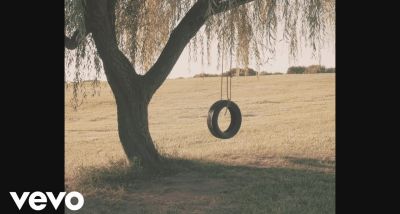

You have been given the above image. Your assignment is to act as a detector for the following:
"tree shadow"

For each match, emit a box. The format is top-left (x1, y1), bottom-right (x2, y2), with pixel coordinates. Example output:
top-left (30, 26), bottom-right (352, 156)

top-left (67, 157), bottom-right (335, 214)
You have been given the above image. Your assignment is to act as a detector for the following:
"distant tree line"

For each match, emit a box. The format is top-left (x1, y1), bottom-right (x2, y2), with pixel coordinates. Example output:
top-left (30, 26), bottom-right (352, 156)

top-left (287, 65), bottom-right (335, 74)
top-left (193, 68), bottom-right (283, 78)
top-left (193, 65), bottom-right (334, 78)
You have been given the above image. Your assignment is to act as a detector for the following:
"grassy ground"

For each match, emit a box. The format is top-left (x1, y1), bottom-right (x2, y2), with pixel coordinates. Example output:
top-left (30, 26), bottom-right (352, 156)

top-left (65, 74), bottom-right (335, 213)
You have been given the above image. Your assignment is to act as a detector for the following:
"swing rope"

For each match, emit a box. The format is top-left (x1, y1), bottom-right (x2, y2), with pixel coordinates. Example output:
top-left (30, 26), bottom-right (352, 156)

top-left (220, 13), bottom-right (233, 102)
top-left (207, 13), bottom-right (242, 139)
top-left (220, 35), bottom-right (232, 102)
top-left (228, 37), bottom-right (233, 101)
top-left (220, 41), bottom-right (224, 100)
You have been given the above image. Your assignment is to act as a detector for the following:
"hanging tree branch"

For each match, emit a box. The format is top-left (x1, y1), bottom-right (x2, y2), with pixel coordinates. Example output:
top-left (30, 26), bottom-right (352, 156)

top-left (65, 30), bottom-right (82, 50)
top-left (144, 0), bottom-right (255, 95)
top-left (208, 0), bottom-right (255, 15)
top-left (65, 0), bottom-right (91, 50)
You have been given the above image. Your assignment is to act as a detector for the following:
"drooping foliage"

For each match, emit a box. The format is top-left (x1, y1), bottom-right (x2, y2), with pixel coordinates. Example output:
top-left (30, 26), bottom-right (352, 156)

top-left (65, 0), bottom-right (335, 107)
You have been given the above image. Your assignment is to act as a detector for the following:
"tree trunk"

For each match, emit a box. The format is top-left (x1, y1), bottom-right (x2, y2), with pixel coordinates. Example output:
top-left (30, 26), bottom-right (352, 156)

top-left (85, 0), bottom-right (160, 167)
top-left (115, 93), bottom-right (159, 168)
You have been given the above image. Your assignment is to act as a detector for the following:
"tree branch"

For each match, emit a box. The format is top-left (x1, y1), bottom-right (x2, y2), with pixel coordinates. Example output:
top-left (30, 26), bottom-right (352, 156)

top-left (65, 29), bottom-right (92, 50)
top-left (65, 30), bottom-right (80, 50)
top-left (208, 0), bottom-right (255, 16)
top-left (86, 0), bottom-right (142, 103)
top-left (144, 0), bottom-right (255, 95)
top-left (107, 0), bottom-right (117, 42)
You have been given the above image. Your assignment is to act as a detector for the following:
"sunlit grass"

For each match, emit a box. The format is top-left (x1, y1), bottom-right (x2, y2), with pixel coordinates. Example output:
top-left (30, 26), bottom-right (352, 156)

top-left (65, 74), bottom-right (335, 213)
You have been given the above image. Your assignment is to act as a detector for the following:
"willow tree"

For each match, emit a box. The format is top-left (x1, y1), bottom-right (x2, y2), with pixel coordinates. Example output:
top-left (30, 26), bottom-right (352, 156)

top-left (65, 0), bottom-right (335, 168)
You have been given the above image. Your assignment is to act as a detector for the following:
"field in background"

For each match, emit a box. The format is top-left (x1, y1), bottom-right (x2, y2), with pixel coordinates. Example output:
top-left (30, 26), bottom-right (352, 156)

top-left (65, 74), bottom-right (335, 213)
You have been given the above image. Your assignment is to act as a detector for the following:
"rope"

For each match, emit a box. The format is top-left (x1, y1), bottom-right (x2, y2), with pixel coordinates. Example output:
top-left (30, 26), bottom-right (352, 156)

top-left (220, 13), bottom-right (233, 103)
top-left (229, 72), bottom-right (232, 100)
top-left (226, 70), bottom-right (229, 100)
top-left (228, 42), bottom-right (233, 101)
top-left (220, 40), bottom-right (224, 100)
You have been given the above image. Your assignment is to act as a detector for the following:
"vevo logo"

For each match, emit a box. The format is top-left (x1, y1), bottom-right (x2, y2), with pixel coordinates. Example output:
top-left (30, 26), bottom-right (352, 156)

top-left (9, 191), bottom-right (84, 211)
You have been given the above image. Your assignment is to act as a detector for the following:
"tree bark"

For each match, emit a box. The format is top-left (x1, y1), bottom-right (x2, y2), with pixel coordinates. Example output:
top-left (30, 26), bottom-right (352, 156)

top-left (115, 92), bottom-right (160, 168)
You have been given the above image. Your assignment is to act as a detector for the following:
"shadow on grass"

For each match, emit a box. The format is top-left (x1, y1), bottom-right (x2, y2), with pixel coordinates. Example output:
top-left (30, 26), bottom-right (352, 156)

top-left (67, 157), bottom-right (335, 214)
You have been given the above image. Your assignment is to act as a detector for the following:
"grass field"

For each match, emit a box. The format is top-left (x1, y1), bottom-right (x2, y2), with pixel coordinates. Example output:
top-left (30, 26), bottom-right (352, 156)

top-left (65, 73), bottom-right (335, 213)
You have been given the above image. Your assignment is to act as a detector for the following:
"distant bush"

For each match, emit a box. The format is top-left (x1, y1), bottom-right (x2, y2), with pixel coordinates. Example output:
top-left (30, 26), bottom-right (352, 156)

top-left (194, 67), bottom-right (259, 78)
top-left (193, 73), bottom-right (219, 78)
top-left (287, 65), bottom-right (335, 74)
top-left (324, 68), bottom-right (335, 73)
top-left (225, 67), bottom-right (258, 76)
top-left (259, 71), bottom-right (284, 75)
top-left (287, 66), bottom-right (306, 74)
top-left (305, 65), bottom-right (326, 74)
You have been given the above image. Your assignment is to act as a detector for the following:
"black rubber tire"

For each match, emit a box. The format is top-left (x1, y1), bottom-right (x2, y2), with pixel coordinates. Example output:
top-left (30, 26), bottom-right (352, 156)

top-left (207, 100), bottom-right (242, 139)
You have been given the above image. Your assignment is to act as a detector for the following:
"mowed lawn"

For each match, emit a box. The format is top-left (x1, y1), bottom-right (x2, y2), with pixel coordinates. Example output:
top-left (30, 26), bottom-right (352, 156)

top-left (65, 74), bottom-right (335, 214)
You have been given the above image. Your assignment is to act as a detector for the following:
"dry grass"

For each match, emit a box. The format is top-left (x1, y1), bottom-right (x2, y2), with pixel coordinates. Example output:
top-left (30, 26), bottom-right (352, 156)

top-left (65, 74), bottom-right (335, 213)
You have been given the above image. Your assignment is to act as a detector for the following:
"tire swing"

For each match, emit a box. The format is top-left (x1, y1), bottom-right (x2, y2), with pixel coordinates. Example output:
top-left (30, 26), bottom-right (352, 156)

top-left (207, 43), bottom-right (242, 139)
top-left (207, 99), bottom-right (242, 139)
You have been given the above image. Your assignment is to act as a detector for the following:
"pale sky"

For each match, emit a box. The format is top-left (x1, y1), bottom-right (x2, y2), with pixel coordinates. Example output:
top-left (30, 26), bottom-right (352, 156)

top-left (168, 37), bottom-right (335, 78)
top-left (65, 30), bottom-right (335, 81)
